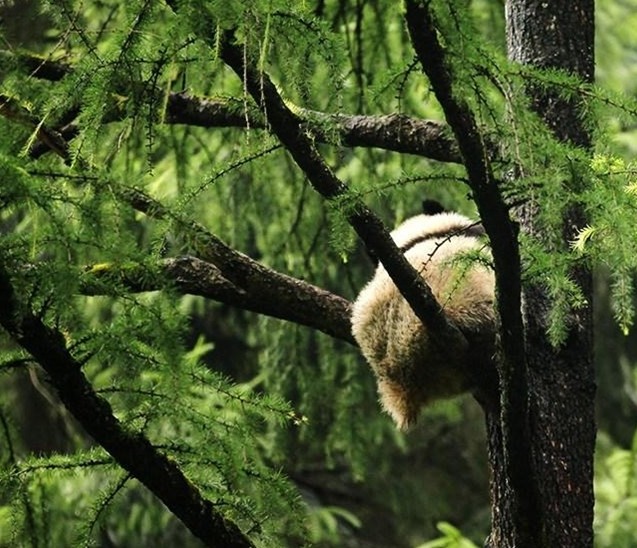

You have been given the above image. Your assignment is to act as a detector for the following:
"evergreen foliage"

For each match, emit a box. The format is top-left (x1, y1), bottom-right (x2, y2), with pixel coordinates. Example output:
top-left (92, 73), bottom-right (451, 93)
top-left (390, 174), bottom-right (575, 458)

top-left (594, 431), bottom-right (637, 548)
top-left (0, 0), bottom-right (636, 546)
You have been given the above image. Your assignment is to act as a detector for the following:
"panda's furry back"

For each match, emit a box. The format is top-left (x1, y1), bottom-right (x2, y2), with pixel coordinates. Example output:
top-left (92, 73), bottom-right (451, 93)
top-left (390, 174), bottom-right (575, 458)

top-left (351, 212), bottom-right (495, 429)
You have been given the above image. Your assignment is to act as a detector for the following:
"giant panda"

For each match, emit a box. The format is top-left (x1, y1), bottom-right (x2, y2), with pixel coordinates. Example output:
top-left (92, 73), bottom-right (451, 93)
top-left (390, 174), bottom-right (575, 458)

top-left (351, 208), bottom-right (495, 429)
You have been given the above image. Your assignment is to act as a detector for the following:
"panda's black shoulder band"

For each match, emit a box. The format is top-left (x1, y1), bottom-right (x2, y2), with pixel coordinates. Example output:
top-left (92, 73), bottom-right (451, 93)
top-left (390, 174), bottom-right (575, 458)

top-left (400, 223), bottom-right (485, 253)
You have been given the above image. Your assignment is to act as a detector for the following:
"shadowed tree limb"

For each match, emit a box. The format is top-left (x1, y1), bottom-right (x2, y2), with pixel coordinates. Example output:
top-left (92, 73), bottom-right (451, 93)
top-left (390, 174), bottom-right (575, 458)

top-left (180, 28), bottom-right (472, 367)
top-left (0, 98), bottom-right (355, 344)
top-left (167, 93), bottom-right (461, 162)
top-left (0, 265), bottom-right (255, 548)
top-left (0, 31), bottom-right (470, 371)
top-left (0, 94), bottom-right (69, 158)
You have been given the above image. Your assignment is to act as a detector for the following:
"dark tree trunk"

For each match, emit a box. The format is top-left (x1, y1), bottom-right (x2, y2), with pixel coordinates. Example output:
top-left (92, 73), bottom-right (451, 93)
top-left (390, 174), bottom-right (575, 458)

top-left (486, 2), bottom-right (596, 547)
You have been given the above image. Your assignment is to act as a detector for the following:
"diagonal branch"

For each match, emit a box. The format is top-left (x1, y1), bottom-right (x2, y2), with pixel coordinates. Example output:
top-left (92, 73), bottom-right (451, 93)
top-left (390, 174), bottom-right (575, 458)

top-left (404, 4), bottom-right (522, 307)
top-left (247, 57), bottom-right (439, 311)
top-left (0, 265), bottom-right (254, 548)
top-left (2, 42), bottom-right (461, 349)
top-left (117, 186), bottom-right (356, 340)
top-left (0, 50), bottom-right (72, 81)
top-left (0, 97), bottom-right (354, 346)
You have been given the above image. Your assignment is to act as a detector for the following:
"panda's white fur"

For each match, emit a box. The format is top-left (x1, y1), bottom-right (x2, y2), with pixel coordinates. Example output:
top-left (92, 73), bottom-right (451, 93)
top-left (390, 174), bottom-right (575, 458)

top-left (351, 211), bottom-right (495, 429)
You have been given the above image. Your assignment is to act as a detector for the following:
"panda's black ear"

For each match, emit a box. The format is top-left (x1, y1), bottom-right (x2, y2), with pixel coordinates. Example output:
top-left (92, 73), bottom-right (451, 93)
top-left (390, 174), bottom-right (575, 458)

top-left (421, 199), bottom-right (446, 216)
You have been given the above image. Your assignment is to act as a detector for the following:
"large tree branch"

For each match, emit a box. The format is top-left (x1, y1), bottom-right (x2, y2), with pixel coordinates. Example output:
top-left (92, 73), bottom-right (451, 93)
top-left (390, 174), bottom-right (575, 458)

top-left (0, 50), bottom-right (72, 81)
top-left (168, 93), bottom-right (461, 162)
top-left (0, 266), bottom-right (254, 548)
top-left (8, 25), bottom-right (465, 365)
top-left (116, 186), bottom-right (357, 342)
top-left (2, 18), bottom-right (470, 396)
top-left (1, 49), bottom-right (461, 163)
top-left (81, 255), bottom-right (355, 345)
top-left (1, 21), bottom-right (471, 391)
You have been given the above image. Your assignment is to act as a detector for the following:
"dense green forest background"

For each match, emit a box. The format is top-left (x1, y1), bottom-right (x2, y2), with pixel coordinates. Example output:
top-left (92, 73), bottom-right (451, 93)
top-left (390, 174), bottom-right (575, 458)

top-left (1, 0), bottom-right (637, 546)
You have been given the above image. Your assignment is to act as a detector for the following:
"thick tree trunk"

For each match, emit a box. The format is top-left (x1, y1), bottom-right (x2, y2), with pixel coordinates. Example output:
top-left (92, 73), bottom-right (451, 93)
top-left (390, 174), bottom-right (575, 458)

top-left (486, 2), bottom-right (596, 547)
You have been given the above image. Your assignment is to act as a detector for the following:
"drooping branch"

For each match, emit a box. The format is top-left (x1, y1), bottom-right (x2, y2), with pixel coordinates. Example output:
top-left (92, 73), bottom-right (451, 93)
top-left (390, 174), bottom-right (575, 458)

top-left (117, 185), bottom-right (357, 340)
top-left (81, 255), bottom-right (355, 345)
top-left (0, 266), bottom-right (254, 548)
top-left (404, 0), bottom-right (538, 543)
top-left (1, 49), bottom-right (461, 163)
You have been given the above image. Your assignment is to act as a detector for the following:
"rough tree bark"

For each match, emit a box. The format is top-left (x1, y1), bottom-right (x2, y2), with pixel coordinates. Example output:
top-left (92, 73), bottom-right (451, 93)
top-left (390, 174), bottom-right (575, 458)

top-left (405, 0), bottom-right (596, 545)
top-left (487, 1), bottom-right (596, 546)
